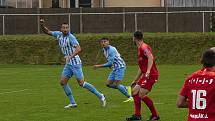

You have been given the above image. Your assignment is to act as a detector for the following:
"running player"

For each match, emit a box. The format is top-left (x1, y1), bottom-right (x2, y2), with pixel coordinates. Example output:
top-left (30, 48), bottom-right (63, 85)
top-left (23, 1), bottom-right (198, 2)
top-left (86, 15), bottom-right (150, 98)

top-left (39, 18), bottom-right (106, 108)
top-left (93, 37), bottom-right (133, 102)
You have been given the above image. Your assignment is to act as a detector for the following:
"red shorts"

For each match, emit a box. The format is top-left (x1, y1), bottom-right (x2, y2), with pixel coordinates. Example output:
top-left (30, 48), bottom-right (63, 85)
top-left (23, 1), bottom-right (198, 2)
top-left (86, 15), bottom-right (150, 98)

top-left (137, 75), bottom-right (158, 91)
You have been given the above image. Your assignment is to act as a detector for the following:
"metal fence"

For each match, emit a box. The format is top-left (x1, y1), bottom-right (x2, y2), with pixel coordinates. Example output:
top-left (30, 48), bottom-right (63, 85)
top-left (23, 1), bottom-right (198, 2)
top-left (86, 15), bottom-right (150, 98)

top-left (1, 0), bottom-right (35, 8)
top-left (1, 8), bottom-right (215, 34)
top-left (166, 0), bottom-right (215, 7)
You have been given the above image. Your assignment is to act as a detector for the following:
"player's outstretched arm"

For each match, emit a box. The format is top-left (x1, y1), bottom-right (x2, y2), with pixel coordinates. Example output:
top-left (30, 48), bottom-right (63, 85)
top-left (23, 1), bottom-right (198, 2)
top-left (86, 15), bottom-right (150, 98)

top-left (40, 18), bottom-right (52, 36)
top-left (93, 51), bottom-right (115, 70)
top-left (177, 95), bottom-right (188, 108)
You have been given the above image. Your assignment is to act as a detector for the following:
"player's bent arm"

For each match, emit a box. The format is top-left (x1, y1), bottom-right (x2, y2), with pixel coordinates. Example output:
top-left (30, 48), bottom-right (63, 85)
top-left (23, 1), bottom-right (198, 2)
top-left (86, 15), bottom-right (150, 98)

top-left (177, 95), bottom-right (188, 108)
top-left (101, 58), bottom-right (114, 67)
top-left (146, 53), bottom-right (154, 76)
top-left (93, 56), bottom-right (114, 69)
top-left (69, 45), bottom-right (81, 59)
top-left (40, 24), bottom-right (52, 36)
top-left (95, 50), bottom-right (115, 68)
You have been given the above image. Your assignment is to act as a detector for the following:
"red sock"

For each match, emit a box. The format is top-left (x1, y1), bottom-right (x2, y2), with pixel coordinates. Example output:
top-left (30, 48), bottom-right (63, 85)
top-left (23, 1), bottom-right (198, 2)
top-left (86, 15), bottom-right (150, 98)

top-left (142, 96), bottom-right (158, 117)
top-left (133, 94), bottom-right (141, 116)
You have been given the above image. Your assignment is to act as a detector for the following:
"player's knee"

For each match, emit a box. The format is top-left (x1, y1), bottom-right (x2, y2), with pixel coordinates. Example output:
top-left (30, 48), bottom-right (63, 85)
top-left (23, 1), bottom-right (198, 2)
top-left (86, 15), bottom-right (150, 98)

top-left (60, 81), bottom-right (66, 86)
top-left (78, 81), bottom-right (84, 87)
top-left (106, 84), bottom-right (116, 88)
top-left (131, 87), bottom-right (139, 96)
top-left (139, 94), bottom-right (146, 99)
top-left (78, 83), bottom-right (83, 87)
top-left (131, 90), bottom-right (136, 96)
top-left (139, 92), bottom-right (147, 98)
top-left (114, 80), bottom-right (121, 86)
top-left (106, 84), bottom-right (110, 88)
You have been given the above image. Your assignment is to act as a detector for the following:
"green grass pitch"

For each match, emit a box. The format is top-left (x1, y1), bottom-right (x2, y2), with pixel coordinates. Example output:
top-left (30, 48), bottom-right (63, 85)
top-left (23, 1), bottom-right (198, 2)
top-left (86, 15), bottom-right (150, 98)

top-left (0, 65), bottom-right (201, 121)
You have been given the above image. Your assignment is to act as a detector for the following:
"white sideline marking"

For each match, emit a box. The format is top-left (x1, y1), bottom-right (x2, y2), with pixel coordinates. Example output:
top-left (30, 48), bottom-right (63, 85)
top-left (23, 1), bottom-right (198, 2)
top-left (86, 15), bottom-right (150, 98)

top-left (0, 89), bottom-right (28, 95)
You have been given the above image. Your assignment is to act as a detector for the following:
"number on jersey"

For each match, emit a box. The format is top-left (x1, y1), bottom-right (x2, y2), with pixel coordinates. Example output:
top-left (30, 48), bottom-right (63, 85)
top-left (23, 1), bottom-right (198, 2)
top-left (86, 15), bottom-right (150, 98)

top-left (191, 90), bottom-right (206, 109)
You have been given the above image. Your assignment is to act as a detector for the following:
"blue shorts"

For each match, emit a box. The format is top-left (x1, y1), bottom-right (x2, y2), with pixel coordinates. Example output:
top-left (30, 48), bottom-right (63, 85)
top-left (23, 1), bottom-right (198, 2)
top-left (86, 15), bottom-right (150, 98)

top-left (62, 64), bottom-right (84, 81)
top-left (108, 67), bottom-right (125, 81)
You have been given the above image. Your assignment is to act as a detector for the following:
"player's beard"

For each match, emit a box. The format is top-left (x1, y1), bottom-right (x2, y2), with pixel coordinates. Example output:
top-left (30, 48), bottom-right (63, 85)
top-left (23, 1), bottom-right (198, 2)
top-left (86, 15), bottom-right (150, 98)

top-left (63, 31), bottom-right (68, 35)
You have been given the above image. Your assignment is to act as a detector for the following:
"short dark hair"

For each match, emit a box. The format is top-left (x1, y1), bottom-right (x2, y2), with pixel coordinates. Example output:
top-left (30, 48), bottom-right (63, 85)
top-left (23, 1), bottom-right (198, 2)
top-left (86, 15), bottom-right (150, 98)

top-left (100, 37), bottom-right (109, 41)
top-left (133, 31), bottom-right (143, 40)
top-left (201, 49), bottom-right (215, 68)
top-left (61, 22), bottom-right (69, 26)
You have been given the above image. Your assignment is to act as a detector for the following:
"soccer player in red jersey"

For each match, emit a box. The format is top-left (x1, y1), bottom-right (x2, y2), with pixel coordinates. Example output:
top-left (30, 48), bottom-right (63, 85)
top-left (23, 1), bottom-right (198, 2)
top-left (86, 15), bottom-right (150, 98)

top-left (177, 49), bottom-right (215, 121)
top-left (126, 31), bottom-right (160, 121)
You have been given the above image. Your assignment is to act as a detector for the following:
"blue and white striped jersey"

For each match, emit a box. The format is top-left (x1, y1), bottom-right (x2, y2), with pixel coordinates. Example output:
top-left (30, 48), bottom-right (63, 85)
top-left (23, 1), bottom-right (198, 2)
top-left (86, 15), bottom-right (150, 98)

top-left (52, 31), bottom-right (82, 66)
top-left (102, 45), bottom-right (126, 70)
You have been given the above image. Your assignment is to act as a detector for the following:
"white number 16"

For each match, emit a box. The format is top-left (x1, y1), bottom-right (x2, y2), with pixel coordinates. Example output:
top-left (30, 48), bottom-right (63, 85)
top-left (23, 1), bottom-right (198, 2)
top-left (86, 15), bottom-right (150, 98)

top-left (191, 90), bottom-right (206, 109)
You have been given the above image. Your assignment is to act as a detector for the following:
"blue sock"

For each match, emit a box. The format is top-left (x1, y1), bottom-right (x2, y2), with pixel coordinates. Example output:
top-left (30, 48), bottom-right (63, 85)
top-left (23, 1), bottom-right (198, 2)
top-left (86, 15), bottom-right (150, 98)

top-left (117, 84), bottom-right (130, 98)
top-left (63, 84), bottom-right (76, 104)
top-left (83, 82), bottom-right (102, 99)
top-left (107, 84), bottom-right (118, 89)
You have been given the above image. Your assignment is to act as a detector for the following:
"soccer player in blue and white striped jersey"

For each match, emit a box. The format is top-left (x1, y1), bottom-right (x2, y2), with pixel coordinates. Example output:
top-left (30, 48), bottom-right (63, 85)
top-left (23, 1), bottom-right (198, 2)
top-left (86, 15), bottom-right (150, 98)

top-left (40, 19), bottom-right (106, 108)
top-left (93, 38), bottom-right (133, 102)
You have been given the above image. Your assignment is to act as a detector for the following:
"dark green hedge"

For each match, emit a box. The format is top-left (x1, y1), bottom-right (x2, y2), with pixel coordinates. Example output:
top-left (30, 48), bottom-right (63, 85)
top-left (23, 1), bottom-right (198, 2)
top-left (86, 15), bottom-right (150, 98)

top-left (0, 33), bottom-right (215, 65)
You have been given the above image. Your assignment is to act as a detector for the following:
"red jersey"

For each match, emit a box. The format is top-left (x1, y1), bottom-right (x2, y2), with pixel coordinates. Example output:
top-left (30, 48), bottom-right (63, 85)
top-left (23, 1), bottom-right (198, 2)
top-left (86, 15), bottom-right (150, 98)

top-left (180, 68), bottom-right (215, 121)
top-left (138, 43), bottom-right (159, 76)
